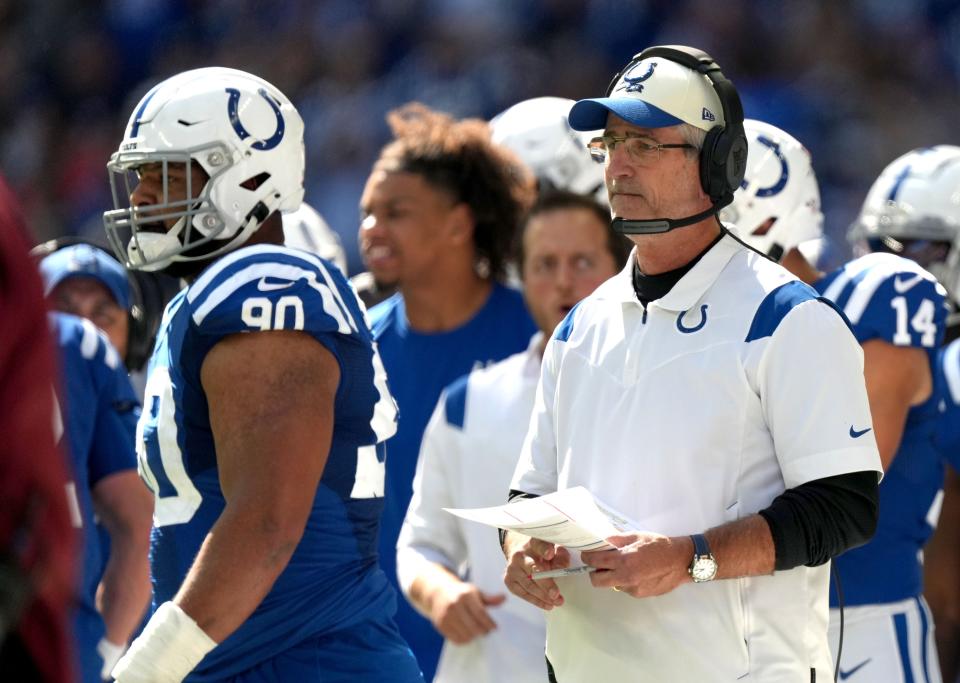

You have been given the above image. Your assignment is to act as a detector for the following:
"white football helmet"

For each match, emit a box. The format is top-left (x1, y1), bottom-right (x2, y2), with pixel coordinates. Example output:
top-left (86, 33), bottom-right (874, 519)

top-left (282, 202), bottom-right (347, 276)
top-left (103, 67), bottom-right (305, 272)
top-left (720, 119), bottom-right (823, 261)
top-left (490, 97), bottom-right (606, 205)
top-left (848, 145), bottom-right (960, 300)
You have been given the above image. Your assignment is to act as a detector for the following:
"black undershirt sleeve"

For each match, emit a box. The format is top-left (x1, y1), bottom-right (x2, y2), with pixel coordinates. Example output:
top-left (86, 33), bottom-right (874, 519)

top-left (504, 473), bottom-right (878, 571)
top-left (758, 470), bottom-right (879, 571)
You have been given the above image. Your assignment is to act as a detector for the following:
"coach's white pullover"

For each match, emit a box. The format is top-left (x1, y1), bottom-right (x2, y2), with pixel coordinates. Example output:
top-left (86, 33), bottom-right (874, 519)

top-left (512, 234), bottom-right (882, 681)
top-left (398, 335), bottom-right (547, 683)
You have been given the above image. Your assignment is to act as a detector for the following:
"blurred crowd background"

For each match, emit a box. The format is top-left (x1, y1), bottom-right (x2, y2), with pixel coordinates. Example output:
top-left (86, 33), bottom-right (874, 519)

top-left (2, 0), bottom-right (959, 275)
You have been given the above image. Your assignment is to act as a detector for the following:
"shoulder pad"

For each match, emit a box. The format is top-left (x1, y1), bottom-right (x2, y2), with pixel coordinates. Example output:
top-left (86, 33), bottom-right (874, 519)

top-left (185, 245), bottom-right (365, 338)
top-left (830, 255), bottom-right (947, 348)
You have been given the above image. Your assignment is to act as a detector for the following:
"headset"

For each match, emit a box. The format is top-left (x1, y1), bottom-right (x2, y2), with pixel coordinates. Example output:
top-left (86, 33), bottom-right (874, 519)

top-left (605, 45), bottom-right (748, 235)
top-left (30, 236), bottom-right (180, 372)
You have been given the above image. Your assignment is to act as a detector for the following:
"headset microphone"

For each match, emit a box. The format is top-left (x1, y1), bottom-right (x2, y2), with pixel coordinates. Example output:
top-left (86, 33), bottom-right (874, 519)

top-left (611, 206), bottom-right (721, 235)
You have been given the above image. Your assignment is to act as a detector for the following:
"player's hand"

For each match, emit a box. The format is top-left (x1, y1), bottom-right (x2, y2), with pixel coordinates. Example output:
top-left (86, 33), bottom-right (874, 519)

top-left (581, 533), bottom-right (692, 598)
top-left (427, 580), bottom-right (506, 644)
top-left (502, 532), bottom-right (569, 610)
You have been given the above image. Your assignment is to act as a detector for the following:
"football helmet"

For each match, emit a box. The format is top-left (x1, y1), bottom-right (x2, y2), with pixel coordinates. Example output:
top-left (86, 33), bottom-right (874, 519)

top-left (849, 145), bottom-right (960, 300)
top-left (103, 67), bottom-right (305, 272)
top-left (282, 202), bottom-right (347, 276)
top-left (720, 119), bottom-right (823, 261)
top-left (490, 97), bottom-right (606, 205)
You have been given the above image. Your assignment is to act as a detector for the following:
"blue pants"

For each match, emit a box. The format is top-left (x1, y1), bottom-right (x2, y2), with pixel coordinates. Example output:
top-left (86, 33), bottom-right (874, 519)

top-left (222, 616), bottom-right (424, 683)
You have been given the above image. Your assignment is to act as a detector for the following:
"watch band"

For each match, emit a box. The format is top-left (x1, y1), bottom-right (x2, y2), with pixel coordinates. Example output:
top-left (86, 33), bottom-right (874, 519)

top-left (691, 533), bottom-right (711, 558)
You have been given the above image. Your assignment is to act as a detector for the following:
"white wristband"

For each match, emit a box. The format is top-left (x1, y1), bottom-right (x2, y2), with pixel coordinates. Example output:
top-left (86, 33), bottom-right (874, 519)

top-left (111, 602), bottom-right (217, 683)
top-left (97, 638), bottom-right (126, 680)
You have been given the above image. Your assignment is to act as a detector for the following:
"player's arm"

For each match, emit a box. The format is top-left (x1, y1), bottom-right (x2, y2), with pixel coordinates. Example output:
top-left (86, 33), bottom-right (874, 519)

top-left (114, 329), bottom-right (339, 682)
top-left (92, 471), bottom-right (153, 660)
top-left (85, 329), bottom-right (152, 674)
top-left (181, 329), bottom-right (338, 636)
top-left (861, 339), bottom-right (931, 470)
top-left (399, 391), bottom-right (505, 644)
top-left (924, 466), bottom-right (960, 682)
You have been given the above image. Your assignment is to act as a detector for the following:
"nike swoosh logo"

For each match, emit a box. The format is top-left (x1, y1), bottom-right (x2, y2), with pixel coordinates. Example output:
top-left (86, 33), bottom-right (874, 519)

top-left (839, 658), bottom-right (872, 679)
top-left (893, 273), bottom-right (925, 294)
top-left (849, 425), bottom-right (872, 438)
top-left (257, 277), bottom-right (295, 292)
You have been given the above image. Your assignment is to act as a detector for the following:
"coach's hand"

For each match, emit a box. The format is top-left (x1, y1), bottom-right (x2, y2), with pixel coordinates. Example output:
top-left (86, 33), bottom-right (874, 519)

top-left (426, 577), bottom-right (506, 644)
top-left (502, 531), bottom-right (569, 610)
top-left (581, 533), bottom-right (693, 598)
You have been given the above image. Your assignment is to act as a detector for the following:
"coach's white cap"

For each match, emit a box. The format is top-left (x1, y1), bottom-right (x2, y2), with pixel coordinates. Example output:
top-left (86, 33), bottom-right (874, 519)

top-left (569, 56), bottom-right (724, 133)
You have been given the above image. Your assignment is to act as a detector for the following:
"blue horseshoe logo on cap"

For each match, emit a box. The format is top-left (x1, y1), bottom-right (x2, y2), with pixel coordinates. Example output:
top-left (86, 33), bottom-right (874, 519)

top-left (676, 304), bottom-right (708, 334)
top-left (623, 62), bottom-right (657, 93)
top-left (226, 87), bottom-right (285, 151)
top-left (743, 135), bottom-right (789, 197)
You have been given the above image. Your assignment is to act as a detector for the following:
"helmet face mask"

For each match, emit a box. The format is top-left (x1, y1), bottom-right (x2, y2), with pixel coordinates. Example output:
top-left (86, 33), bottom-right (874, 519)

top-left (490, 96), bottom-right (607, 205)
top-left (721, 119), bottom-right (823, 261)
top-left (103, 67), bottom-right (305, 273)
top-left (105, 149), bottom-right (230, 271)
top-left (849, 145), bottom-right (960, 301)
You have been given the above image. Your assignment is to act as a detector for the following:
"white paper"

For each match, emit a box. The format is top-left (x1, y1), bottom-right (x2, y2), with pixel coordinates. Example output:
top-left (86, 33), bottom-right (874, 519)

top-left (445, 486), bottom-right (639, 552)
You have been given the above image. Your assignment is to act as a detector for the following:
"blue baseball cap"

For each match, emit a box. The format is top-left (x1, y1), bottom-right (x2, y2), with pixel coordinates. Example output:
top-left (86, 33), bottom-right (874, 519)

top-left (569, 56), bottom-right (724, 132)
top-left (40, 244), bottom-right (130, 309)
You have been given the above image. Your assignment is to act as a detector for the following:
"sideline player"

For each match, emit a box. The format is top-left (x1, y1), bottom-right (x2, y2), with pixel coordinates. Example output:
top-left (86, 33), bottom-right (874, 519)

top-left (102, 67), bottom-right (422, 682)
top-left (397, 191), bottom-right (629, 682)
top-left (729, 123), bottom-right (950, 682)
top-left (364, 102), bottom-right (536, 680)
top-left (52, 312), bottom-right (151, 682)
top-left (845, 145), bottom-right (960, 682)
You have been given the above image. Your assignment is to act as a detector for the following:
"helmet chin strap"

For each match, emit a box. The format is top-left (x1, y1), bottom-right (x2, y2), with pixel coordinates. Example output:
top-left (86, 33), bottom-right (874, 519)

top-left (611, 204), bottom-right (721, 235)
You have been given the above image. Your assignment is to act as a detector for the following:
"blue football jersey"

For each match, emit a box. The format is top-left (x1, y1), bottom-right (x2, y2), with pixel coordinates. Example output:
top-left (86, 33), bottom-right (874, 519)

top-left (935, 339), bottom-right (960, 469)
top-left (369, 283), bottom-right (536, 680)
top-left (815, 253), bottom-right (949, 605)
top-left (138, 245), bottom-right (402, 680)
top-left (53, 312), bottom-right (140, 683)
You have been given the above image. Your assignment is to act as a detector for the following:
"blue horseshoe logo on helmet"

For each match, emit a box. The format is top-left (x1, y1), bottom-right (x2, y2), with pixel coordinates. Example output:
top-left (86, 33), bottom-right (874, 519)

top-left (676, 304), bottom-right (709, 334)
top-left (743, 135), bottom-right (789, 197)
top-left (226, 87), bottom-right (285, 151)
top-left (623, 62), bottom-right (657, 93)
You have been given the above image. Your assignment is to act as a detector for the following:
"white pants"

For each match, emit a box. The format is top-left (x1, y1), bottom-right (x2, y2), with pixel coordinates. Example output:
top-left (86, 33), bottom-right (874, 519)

top-left (829, 597), bottom-right (942, 683)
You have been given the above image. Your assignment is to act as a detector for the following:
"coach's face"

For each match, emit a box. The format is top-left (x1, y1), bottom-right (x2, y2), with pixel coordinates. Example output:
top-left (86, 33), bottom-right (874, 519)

top-left (50, 277), bottom-right (129, 357)
top-left (604, 113), bottom-right (708, 225)
top-left (521, 206), bottom-right (619, 337)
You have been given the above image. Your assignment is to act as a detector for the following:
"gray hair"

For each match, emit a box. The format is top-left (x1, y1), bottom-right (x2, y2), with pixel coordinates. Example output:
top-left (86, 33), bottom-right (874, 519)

top-left (679, 123), bottom-right (706, 157)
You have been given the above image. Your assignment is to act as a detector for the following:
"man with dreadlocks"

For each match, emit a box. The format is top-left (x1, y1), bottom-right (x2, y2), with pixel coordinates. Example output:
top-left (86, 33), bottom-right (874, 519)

top-left (361, 103), bottom-right (537, 679)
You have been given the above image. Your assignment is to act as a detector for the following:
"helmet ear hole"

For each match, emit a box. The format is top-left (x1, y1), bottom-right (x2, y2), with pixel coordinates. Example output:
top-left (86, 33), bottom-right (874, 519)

top-left (241, 172), bottom-right (272, 191)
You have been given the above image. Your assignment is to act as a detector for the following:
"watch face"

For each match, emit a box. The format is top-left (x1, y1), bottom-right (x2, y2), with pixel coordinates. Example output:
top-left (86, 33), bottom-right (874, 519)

top-left (691, 557), bottom-right (718, 582)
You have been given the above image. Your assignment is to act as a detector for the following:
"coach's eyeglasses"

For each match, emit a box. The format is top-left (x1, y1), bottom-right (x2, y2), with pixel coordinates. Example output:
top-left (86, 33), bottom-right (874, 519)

top-left (587, 133), bottom-right (694, 164)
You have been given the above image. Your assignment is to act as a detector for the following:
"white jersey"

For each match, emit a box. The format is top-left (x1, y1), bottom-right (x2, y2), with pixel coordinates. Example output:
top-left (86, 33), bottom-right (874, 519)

top-left (398, 335), bottom-right (547, 683)
top-left (512, 232), bottom-right (883, 681)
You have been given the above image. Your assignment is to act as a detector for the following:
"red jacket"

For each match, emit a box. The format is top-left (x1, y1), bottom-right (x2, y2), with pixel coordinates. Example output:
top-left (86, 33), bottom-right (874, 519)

top-left (0, 175), bottom-right (76, 682)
